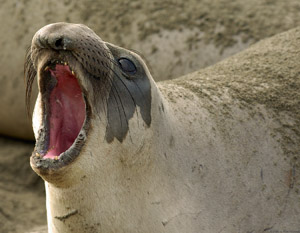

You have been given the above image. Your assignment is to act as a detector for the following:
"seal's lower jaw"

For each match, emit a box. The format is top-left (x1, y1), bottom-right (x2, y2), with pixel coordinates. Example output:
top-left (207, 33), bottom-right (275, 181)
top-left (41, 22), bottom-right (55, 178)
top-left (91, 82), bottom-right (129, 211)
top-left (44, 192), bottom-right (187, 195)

top-left (31, 61), bottom-right (90, 174)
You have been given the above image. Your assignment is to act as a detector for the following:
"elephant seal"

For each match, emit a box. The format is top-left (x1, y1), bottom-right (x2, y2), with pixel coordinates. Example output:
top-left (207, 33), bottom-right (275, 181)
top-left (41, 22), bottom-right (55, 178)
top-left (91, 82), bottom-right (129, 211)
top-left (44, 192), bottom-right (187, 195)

top-left (25, 23), bottom-right (300, 233)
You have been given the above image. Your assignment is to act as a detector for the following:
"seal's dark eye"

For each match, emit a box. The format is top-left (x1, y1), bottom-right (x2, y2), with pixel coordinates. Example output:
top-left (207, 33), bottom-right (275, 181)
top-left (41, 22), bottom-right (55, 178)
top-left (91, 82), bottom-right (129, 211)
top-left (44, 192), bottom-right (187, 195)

top-left (118, 58), bottom-right (137, 74)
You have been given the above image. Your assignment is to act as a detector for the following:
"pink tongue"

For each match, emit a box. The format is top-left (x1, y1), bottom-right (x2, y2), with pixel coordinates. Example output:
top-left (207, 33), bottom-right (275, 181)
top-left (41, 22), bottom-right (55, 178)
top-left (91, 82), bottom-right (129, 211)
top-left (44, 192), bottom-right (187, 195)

top-left (44, 64), bottom-right (85, 159)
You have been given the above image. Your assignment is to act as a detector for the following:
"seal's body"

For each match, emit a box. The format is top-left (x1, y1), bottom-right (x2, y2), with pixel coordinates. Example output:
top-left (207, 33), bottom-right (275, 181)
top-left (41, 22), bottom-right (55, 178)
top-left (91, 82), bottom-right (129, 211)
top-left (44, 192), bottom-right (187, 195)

top-left (25, 23), bottom-right (300, 233)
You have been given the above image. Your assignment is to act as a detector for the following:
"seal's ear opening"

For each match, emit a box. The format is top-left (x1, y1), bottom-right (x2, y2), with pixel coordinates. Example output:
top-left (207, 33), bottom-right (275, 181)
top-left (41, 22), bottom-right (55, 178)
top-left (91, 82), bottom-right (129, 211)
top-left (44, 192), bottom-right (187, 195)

top-left (43, 64), bottom-right (85, 159)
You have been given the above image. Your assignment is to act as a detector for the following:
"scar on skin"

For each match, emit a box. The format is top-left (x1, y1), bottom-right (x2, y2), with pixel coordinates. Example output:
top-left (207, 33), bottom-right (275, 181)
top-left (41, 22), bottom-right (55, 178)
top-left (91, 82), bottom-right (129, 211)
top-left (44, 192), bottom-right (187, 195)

top-left (55, 209), bottom-right (78, 222)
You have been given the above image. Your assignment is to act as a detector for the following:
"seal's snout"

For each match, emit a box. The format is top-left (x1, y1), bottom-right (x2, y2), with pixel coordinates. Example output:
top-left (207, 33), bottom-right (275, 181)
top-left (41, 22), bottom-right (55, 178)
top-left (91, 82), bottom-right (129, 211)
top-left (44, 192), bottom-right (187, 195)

top-left (33, 23), bottom-right (75, 51)
top-left (39, 36), bottom-right (71, 51)
top-left (35, 31), bottom-right (73, 51)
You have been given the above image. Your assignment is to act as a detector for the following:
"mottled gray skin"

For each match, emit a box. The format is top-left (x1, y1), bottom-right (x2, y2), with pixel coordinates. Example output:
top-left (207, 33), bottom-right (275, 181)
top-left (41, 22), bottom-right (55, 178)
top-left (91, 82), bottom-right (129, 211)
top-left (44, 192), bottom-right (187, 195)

top-left (27, 23), bottom-right (300, 233)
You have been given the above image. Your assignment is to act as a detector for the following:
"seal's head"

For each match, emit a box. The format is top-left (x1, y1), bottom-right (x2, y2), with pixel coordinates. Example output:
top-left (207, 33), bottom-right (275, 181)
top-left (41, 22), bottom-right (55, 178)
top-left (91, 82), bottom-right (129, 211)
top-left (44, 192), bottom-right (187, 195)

top-left (25, 23), bottom-right (154, 184)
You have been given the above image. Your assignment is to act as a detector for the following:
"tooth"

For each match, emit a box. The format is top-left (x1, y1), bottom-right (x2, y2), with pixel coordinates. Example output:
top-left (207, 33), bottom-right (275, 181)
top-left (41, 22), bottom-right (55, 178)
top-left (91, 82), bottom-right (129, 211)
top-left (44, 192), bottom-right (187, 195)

top-left (55, 156), bottom-right (59, 160)
top-left (44, 66), bottom-right (49, 71)
top-left (56, 61), bottom-right (59, 63)
top-left (71, 70), bottom-right (75, 75)
top-left (64, 62), bottom-right (67, 66)
top-left (35, 153), bottom-right (40, 157)
top-left (47, 146), bottom-right (54, 153)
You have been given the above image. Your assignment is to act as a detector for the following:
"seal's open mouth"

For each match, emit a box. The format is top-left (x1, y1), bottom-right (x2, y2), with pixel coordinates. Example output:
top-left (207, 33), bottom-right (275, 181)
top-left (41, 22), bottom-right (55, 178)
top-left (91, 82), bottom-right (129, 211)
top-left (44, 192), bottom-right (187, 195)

top-left (44, 63), bottom-right (85, 159)
top-left (31, 60), bottom-right (90, 170)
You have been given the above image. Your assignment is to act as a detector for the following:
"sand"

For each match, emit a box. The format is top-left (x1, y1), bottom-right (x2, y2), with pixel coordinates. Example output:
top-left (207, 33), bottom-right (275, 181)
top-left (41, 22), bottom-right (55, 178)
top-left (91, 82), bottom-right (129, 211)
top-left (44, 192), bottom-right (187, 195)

top-left (0, 137), bottom-right (46, 232)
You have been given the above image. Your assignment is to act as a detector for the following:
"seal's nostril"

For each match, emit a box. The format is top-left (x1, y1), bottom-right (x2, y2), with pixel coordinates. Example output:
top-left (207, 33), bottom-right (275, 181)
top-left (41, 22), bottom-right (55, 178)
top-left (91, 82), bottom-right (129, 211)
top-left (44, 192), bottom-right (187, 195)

top-left (55, 38), bottom-right (63, 48)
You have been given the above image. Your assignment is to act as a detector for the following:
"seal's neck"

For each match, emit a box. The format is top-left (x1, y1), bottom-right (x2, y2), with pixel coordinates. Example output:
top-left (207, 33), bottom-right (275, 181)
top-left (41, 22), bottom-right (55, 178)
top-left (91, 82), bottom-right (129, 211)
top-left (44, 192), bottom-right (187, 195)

top-left (44, 141), bottom-right (169, 233)
top-left (44, 83), bottom-right (177, 233)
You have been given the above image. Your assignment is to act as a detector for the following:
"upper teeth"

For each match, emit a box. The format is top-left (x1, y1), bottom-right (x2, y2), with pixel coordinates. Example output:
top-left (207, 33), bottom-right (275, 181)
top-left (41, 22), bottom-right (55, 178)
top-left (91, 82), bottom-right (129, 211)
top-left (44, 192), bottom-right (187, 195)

top-left (44, 61), bottom-right (75, 74)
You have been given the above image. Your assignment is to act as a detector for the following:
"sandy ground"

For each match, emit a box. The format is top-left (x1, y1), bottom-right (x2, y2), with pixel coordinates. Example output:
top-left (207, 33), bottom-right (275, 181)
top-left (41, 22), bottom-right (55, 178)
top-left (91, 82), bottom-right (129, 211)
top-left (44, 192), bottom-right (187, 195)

top-left (0, 0), bottom-right (300, 232)
top-left (0, 137), bottom-right (46, 233)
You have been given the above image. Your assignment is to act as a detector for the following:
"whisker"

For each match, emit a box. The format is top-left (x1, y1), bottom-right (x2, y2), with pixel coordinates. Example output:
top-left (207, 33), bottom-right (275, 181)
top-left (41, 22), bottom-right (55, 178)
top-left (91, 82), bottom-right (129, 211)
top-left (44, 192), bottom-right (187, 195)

top-left (74, 48), bottom-right (141, 135)
top-left (109, 80), bottom-right (125, 129)
top-left (110, 80), bottom-right (133, 143)
top-left (105, 65), bottom-right (138, 109)
top-left (71, 54), bottom-right (111, 119)
top-left (104, 64), bottom-right (141, 128)
top-left (24, 46), bottom-right (37, 117)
